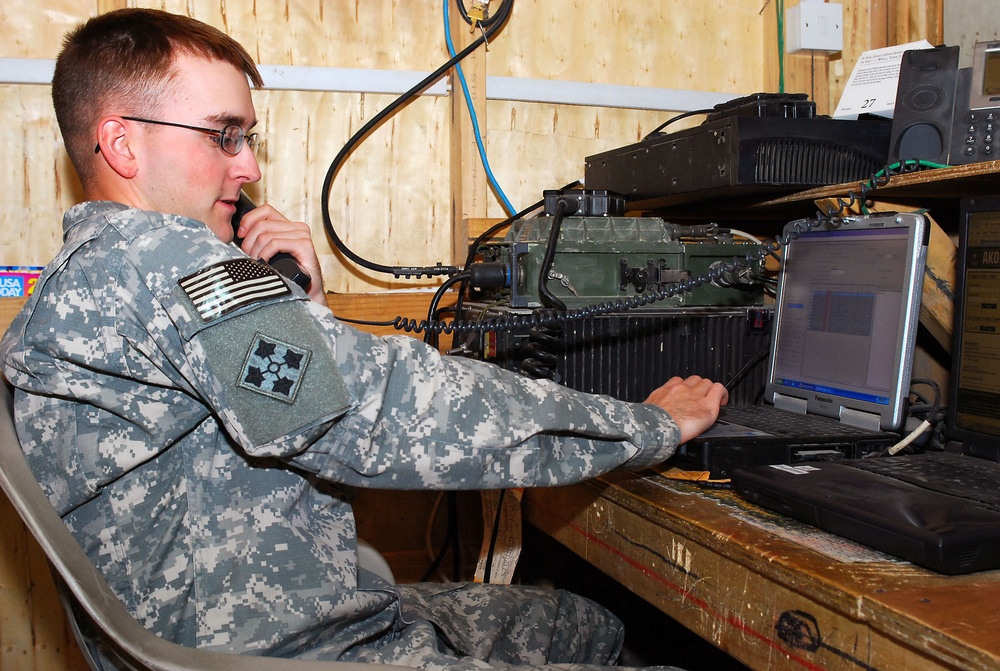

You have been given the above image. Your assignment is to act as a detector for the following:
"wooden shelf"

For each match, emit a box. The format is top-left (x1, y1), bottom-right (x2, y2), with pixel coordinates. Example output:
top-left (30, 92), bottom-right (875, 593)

top-left (633, 160), bottom-right (1000, 226)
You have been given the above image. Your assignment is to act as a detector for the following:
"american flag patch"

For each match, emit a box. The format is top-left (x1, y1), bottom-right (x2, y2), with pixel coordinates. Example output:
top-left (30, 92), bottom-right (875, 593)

top-left (179, 258), bottom-right (291, 322)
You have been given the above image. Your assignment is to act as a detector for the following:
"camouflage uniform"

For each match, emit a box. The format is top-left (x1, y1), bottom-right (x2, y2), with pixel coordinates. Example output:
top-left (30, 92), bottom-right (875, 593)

top-left (1, 202), bottom-right (685, 670)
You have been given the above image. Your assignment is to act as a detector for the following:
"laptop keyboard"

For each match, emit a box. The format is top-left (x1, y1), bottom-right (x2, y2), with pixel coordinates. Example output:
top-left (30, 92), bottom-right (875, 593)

top-left (720, 405), bottom-right (876, 437)
top-left (849, 453), bottom-right (1000, 509)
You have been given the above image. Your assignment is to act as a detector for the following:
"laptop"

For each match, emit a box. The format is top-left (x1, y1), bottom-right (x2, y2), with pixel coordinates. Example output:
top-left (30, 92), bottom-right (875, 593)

top-left (672, 212), bottom-right (928, 478)
top-left (729, 197), bottom-right (1000, 575)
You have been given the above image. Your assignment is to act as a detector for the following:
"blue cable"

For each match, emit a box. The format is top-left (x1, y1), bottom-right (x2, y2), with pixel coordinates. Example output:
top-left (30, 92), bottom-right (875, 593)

top-left (443, 0), bottom-right (517, 216)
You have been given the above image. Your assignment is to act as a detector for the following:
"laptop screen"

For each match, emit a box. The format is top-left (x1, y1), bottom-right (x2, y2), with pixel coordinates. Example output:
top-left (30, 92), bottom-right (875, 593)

top-left (766, 215), bottom-right (927, 430)
top-left (951, 197), bottom-right (1000, 459)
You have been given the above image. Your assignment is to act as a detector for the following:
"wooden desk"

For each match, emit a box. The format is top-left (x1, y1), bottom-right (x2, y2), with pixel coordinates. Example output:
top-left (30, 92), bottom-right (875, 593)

top-left (523, 472), bottom-right (1000, 671)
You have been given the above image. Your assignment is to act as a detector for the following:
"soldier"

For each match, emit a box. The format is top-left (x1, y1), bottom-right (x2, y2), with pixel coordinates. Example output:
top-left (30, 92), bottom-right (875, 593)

top-left (0, 8), bottom-right (727, 671)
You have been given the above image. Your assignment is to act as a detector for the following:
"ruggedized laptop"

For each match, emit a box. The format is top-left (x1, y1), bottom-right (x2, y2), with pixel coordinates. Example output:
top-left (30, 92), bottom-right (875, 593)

top-left (672, 212), bottom-right (928, 478)
top-left (729, 198), bottom-right (1000, 576)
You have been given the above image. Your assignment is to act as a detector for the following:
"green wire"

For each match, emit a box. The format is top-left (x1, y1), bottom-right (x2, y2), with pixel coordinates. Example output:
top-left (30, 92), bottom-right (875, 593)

top-left (868, 159), bottom-right (951, 187)
top-left (776, 0), bottom-right (785, 93)
top-left (856, 160), bottom-right (951, 213)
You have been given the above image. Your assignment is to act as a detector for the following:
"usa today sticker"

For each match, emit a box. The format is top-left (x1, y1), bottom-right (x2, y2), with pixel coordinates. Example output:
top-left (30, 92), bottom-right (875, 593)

top-left (0, 267), bottom-right (44, 297)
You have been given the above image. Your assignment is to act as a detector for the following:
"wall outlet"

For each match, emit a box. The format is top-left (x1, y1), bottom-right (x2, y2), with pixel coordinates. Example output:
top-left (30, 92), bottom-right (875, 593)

top-left (786, 0), bottom-right (844, 53)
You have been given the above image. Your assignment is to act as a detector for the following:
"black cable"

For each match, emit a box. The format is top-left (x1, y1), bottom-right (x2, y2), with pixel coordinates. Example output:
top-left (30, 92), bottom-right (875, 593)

top-left (537, 199), bottom-right (569, 310)
top-left (910, 378), bottom-right (942, 425)
top-left (418, 491), bottom-right (462, 582)
top-left (462, 180), bottom-right (581, 272)
top-left (449, 490), bottom-right (460, 580)
top-left (320, 0), bottom-right (515, 279)
top-left (724, 346), bottom-right (770, 393)
top-left (642, 107), bottom-right (714, 140)
top-left (334, 316), bottom-right (398, 327)
top-left (423, 272), bottom-right (471, 347)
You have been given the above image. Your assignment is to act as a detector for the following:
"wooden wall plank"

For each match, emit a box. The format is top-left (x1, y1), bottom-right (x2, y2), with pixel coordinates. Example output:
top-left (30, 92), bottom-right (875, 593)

top-left (0, 0), bottom-right (774, 294)
top-left (0, 495), bottom-right (87, 671)
top-left (448, 2), bottom-right (488, 264)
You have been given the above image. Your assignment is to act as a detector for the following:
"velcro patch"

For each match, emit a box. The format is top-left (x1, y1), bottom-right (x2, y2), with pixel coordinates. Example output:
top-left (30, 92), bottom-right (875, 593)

top-left (179, 258), bottom-right (290, 322)
top-left (237, 333), bottom-right (311, 403)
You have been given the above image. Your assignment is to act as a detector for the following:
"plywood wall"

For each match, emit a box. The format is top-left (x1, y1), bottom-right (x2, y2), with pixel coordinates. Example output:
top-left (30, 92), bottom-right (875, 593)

top-left (0, 1), bottom-right (942, 293)
top-left (0, 1), bottom-right (941, 670)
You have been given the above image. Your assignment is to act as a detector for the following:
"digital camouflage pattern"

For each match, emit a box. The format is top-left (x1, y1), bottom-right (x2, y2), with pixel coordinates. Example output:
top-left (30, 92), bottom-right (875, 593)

top-left (0, 201), bottom-right (685, 670)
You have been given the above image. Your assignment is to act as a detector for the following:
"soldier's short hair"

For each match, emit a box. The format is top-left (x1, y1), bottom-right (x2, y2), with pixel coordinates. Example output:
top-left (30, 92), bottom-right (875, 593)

top-left (52, 9), bottom-right (264, 186)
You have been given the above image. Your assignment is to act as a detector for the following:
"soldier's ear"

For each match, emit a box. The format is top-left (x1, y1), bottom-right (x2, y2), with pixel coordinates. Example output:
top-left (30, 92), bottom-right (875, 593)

top-left (95, 116), bottom-right (139, 179)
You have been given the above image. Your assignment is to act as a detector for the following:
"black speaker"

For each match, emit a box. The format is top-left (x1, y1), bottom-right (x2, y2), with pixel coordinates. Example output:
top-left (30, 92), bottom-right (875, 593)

top-left (888, 45), bottom-right (960, 165)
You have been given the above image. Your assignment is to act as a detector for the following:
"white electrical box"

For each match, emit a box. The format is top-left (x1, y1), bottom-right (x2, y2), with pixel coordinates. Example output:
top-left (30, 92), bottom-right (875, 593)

top-left (786, 1), bottom-right (844, 53)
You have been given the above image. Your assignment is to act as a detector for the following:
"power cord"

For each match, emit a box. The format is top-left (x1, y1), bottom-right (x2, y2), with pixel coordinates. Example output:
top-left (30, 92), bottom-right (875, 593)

top-left (885, 378), bottom-right (945, 456)
top-left (642, 108), bottom-right (714, 140)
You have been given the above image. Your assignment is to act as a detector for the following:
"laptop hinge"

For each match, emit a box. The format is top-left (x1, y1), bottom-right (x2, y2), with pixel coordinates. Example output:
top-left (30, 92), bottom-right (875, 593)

top-left (772, 393), bottom-right (808, 415)
top-left (840, 408), bottom-right (882, 432)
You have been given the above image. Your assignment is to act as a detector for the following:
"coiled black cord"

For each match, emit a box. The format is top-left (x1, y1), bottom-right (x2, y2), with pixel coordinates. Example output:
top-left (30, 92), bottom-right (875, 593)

top-left (519, 309), bottom-right (564, 381)
top-left (390, 213), bottom-right (825, 335)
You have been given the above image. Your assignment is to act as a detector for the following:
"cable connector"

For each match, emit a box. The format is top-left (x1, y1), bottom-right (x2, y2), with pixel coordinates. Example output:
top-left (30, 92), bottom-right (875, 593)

top-left (542, 189), bottom-right (625, 217)
top-left (468, 261), bottom-right (510, 289)
top-left (392, 263), bottom-right (461, 279)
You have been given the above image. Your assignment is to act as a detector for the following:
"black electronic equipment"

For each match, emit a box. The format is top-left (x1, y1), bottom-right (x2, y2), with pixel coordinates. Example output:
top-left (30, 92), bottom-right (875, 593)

top-left (678, 212), bottom-right (928, 479)
top-left (888, 45), bottom-right (961, 165)
top-left (584, 93), bottom-right (892, 207)
top-left (949, 196), bottom-right (1000, 461)
top-left (888, 41), bottom-right (1000, 166)
top-left (232, 192), bottom-right (311, 289)
top-left (460, 303), bottom-right (772, 407)
top-left (705, 91), bottom-right (816, 121)
top-left (732, 451), bottom-right (1000, 575)
top-left (950, 41), bottom-right (1000, 165)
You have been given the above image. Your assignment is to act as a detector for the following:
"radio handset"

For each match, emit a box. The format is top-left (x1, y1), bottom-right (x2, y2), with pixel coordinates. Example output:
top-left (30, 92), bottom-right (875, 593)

top-left (232, 192), bottom-right (311, 289)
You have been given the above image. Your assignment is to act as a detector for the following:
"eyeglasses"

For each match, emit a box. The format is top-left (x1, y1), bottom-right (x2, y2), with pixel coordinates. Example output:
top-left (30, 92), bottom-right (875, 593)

top-left (94, 116), bottom-right (260, 155)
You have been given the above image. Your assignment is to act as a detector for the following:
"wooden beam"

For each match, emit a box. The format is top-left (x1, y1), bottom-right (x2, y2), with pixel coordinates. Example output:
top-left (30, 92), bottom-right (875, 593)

top-left (449, 4), bottom-right (489, 265)
top-left (2, 293), bottom-right (452, 343)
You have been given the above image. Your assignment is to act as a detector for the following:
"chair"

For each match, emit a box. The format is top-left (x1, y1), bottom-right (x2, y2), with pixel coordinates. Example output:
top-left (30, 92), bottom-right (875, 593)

top-left (0, 379), bottom-right (406, 671)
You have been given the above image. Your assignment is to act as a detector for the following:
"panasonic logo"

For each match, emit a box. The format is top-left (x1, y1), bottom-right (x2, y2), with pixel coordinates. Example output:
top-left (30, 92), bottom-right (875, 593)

top-left (816, 395), bottom-right (834, 403)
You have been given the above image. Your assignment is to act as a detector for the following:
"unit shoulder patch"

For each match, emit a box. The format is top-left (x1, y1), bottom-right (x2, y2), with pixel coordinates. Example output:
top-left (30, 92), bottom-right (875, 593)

top-left (237, 333), bottom-right (312, 403)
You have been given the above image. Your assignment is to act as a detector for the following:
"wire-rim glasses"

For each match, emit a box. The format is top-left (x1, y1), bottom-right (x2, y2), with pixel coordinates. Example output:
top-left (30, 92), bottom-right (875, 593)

top-left (119, 116), bottom-right (260, 156)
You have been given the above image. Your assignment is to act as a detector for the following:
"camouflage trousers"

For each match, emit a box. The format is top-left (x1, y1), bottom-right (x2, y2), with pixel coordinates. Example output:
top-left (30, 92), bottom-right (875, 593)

top-left (338, 582), bottom-right (688, 671)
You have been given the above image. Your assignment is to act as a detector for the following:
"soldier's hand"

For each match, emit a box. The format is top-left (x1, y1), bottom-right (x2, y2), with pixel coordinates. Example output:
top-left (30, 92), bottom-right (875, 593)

top-left (235, 203), bottom-right (326, 305)
top-left (644, 375), bottom-right (728, 444)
